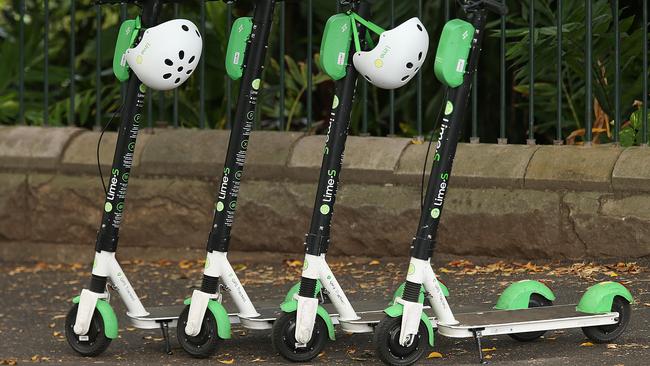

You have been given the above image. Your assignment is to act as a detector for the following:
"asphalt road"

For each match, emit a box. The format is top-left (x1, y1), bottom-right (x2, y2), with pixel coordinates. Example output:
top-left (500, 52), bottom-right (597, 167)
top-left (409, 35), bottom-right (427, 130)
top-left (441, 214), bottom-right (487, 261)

top-left (1, 254), bottom-right (648, 365)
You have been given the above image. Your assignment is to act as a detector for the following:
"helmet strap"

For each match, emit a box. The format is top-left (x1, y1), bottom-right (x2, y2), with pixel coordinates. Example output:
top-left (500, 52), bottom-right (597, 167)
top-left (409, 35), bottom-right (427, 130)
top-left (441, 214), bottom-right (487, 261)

top-left (348, 12), bottom-right (385, 53)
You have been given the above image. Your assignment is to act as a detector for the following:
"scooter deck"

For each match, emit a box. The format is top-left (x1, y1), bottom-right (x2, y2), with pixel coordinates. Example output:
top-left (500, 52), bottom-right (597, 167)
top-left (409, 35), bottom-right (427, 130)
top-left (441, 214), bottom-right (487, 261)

top-left (437, 304), bottom-right (619, 338)
top-left (130, 305), bottom-right (186, 321)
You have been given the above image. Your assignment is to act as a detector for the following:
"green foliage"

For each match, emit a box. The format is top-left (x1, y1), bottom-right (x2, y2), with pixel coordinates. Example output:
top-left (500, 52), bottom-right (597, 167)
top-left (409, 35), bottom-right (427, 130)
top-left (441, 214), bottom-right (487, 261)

top-left (618, 104), bottom-right (650, 147)
top-left (504, 0), bottom-right (647, 143)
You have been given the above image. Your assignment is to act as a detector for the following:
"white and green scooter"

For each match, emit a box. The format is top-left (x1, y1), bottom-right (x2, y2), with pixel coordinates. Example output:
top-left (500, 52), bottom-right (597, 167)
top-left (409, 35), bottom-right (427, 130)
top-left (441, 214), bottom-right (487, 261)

top-left (270, 0), bottom-right (435, 362)
top-left (374, 1), bottom-right (633, 365)
top-left (65, 0), bottom-right (204, 356)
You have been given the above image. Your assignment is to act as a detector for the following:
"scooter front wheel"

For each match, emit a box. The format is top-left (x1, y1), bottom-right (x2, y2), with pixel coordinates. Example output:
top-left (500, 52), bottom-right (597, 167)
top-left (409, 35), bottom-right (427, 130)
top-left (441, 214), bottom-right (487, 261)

top-left (65, 303), bottom-right (112, 357)
top-left (271, 311), bottom-right (328, 362)
top-left (374, 315), bottom-right (428, 366)
top-left (177, 305), bottom-right (222, 358)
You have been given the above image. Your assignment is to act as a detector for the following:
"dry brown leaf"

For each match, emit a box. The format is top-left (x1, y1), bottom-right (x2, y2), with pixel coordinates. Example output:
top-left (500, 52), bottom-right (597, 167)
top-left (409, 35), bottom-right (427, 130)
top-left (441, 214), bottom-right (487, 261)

top-left (217, 359), bottom-right (235, 364)
top-left (369, 260), bottom-right (380, 265)
top-left (580, 342), bottom-right (594, 347)
top-left (427, 351), bottom-right (443, 359)
top-left (484, 354), bottom-right (493, 360)
top-left (251, 357), bottom-right (267, 362)
top-left (285, 259), bottom-right (303, 268)
top-left (607, 344), bottom-right (618, 349)
top-left (0, 359), bottom-right (18, 366)
top-left (482, 347), bottom-right (497, 352)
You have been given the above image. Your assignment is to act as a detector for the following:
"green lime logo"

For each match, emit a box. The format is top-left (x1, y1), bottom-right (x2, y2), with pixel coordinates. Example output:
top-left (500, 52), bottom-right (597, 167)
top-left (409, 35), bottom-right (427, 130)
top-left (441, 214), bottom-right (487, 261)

top-left (320, 204), bottom-right (330, 215)
top-left (122, 173), bottom-right (129, 182)
top-left (116, 202), bottom-right (125, 212)
top-left (205, 258), bottom-right (210, 269)
top-left (104, 202), bottom-right (113, 212)
top-left (241, 139), bottom-right (248, 150)
top-left (252, 78), bottom-right (261, 90)
top-left (332, 95), bottom-right (339, 109)
top-left (431, 208), bottom-right (441, 219)
top-left (139, 84), bottom-right (146, 93)
top-left (229, 201), bottom-right (237, 210)
top-left (303, 260), bottom-right (308, 270)
top-left (128, 142), bottom-right (136, 152)
top-left (235, 171), bottom-right (243, 180)
top-left (327, 275), bottom-right (332, 280)
top-left (216, 201), bottom-right (225, 212)
top-left (92, 260), bottom-right (96, 269)
top-left (444, 101), bottom-right (453, 115)
top-left (408, 263), bottom-right (415, 275)
top-left (117, 272), bottom-right (123, 277)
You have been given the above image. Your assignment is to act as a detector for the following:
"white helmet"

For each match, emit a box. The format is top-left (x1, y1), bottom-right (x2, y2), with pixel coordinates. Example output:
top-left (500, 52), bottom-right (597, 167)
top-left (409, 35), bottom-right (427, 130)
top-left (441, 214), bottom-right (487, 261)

top-left (353, 17), bottom-right (429, 90)
top-left (126, 19), bottom-right (202, 91)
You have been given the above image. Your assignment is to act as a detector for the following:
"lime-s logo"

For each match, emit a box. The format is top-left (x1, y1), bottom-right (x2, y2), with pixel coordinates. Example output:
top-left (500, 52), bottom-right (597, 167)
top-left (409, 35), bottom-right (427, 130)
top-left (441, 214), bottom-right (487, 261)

top-left (441, 173), bottom-right (449, 180)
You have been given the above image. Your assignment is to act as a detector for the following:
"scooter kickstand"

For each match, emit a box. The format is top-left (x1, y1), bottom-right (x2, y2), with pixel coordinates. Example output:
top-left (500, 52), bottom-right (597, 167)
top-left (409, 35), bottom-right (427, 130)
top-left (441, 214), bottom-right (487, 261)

top-left (471, 329), bottom-right (488, 364)
top-left (159, 321), bottom-right (172, 355)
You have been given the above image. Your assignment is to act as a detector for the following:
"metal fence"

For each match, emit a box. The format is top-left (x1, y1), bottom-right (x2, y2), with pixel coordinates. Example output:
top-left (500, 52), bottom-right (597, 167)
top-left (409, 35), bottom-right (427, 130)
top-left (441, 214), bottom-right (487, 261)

top-left (8, 0), bottom-right (650, 145)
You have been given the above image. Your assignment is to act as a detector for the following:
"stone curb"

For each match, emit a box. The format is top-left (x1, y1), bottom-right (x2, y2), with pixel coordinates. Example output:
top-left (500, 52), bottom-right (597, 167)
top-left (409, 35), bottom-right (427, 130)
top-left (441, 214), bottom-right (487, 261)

top-left (0, 126), bottom-right (83, 171)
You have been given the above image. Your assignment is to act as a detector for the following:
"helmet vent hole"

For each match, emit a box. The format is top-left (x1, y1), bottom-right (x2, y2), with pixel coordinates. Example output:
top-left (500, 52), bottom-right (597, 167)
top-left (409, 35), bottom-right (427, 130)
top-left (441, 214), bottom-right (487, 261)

top-left (415, 67), bottom-right (420, 73)
top-left (195, 30), bottom-right (201, 38)
top-left (186, 70), bottom-right (193, 75)
top-left (417, 24), bottom-right (423, 32)
top-left (178, 66), bottom-right (184, 72)
top-left (175, 78), bottom-right (181, 84)
top-left (418, 52), bottom-right (423, 61)
top-left (179, 50), bottom-right (185, 60)
top-left (189, 56), bottom-right (196, 64)
top-left (406, 62), bottom-right (414, 69)
top-left (401, 75), bottom-right (410, 81)
top-left (164, 59), bottom-right (173, 66)
top-left (163, 73), bottom-right (172, 80)
top-left (364, 75), bottom-right (372, 82)
top-left (182, 25), bottom-right (189, 32)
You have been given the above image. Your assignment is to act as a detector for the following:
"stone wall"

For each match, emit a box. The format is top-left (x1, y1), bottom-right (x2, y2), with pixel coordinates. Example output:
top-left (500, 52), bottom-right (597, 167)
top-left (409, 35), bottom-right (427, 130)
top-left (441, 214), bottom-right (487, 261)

top-left (1, 126), bottom-right (649, 261)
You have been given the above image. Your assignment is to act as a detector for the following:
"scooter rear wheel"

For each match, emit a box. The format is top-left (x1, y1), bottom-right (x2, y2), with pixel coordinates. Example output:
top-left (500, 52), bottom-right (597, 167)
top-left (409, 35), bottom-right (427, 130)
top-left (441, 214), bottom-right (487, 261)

top-left (582, 296), bottom-right (631, 343)
top-left (271, 311), bottom-right (328, 362)
top-left (374, 315), bottom-right (428, 366)
top-left (508, 294), bottom-right (553, 342)
top-left (64, 303), bottom-right (112, 357)
top-left (177, 305), bottom-right (222, 358)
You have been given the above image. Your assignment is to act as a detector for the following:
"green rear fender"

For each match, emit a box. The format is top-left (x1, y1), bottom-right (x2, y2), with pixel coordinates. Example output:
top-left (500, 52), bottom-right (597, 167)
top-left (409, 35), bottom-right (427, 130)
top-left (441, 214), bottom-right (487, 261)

top-left (494, 280), bottom-right (556, 310)
top-left (72, 296), bottom-right (118, 339)
top-left (576, 281), bottom-right (633, 314)
top-left (383, 303), bottom-right (434, 347)
top-left (183, 298), bottom-right (232, 340)
top-left (280, 300), bottom-right (335, 341)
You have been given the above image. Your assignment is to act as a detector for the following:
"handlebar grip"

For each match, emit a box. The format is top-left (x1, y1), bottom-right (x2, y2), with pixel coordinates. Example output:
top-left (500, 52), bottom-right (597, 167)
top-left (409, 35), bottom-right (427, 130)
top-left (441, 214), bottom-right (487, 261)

top-left (481, 0), bottom-right (508, 16)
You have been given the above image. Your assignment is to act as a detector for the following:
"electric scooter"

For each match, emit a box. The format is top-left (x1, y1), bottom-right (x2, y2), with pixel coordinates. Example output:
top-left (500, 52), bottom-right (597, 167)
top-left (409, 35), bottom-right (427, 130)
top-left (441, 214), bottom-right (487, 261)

top-left (64, 0), bottom-right (207, 356)
top-left (270, 1), bottom-right (435, 362)
top-left (374, 1), bottom-right (633, 365)
top-left (175, 0), bottom-right (280, 358)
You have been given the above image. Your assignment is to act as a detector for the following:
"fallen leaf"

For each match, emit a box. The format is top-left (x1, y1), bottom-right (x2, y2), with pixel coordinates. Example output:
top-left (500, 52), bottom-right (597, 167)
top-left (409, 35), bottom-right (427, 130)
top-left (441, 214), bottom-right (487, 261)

top-left (484, 354), bottom-right (493, 360)
top-left (369, 260), bottom-right (380, 265)
top-left (251, 357), bottom-right (267, 362)
top-left (427, 351), bottom-right (443, 358)
top-left (218, 359), bottom-right (235, 364)
top-left (607, 344), bottom-right (618, 349)
top-left (580, 342), bottom-right (594, 347)
top-left (482, 347), bottom-right (497, 352)
top-left (285, 259), bottom-right (303, 268)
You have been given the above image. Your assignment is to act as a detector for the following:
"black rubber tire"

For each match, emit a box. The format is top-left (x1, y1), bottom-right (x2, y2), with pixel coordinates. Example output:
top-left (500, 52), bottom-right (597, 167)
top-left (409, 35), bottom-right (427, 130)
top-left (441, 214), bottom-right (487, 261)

top-left (65, 303), bottom-right (112, 357)
top-left (508, 294), bottom-right (553, 342)
top-left (176, 305), bottom-right (222, 358)
top-left (271, 311), bottom-right (328, 362)
top-left (374, 315), bottom-right (428, 366)
top-left (582, 296), bottom-right (631, 343)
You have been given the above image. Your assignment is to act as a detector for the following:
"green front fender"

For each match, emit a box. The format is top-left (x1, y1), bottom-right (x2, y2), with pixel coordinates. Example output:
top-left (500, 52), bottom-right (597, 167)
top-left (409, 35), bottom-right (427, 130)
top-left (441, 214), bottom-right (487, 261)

top-left (577, 281), bottom-right (633, 314)
top-left (494, 280), bottom-right (556, 310)
top-left (280, 300), bottom-right (335, 341)
top-left (383, 303), bottom-right (434, 347)
top-left (72, 296), bottom-right (118, 339)
top-left (283, 280), bottom-right (323, 303)
top-left (183, 298), bottom-right (232, 340)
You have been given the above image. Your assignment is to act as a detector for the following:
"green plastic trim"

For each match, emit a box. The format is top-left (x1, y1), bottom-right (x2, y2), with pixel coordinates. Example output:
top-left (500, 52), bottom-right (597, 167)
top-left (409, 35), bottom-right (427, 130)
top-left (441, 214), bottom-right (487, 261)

top-left (576, 281), bottom-right (633, 314)
top-left (349, 12), bottom-right (385, 54)
top-left (72, 296), bottom-right (118, 339)
top-left (183, 298), bottom-right (232, 340)
top-left (320, 13), bottom-right (353, 80)
top-left (391, 281), bottom-right (449, 305)
top-left (494, 280), bottom-right (556, 310)
top-left (434, 19), bottom-right (475, 88)
top-left (383, 303), bottom-right (434, 347)
top-left (282, 280), bottom-right (323, 304)
top-left (113, 17), bottom-right (142, 82)
top-left (280, 300), bottom-right (335, 341)
top-left (225, 16), bottom-right (253, 80)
